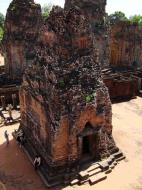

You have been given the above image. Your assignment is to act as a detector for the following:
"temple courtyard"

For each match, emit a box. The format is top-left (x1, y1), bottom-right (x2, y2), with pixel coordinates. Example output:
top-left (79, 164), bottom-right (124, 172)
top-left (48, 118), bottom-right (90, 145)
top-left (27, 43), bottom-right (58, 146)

top-left (0, 97), bottom-right (142, 190)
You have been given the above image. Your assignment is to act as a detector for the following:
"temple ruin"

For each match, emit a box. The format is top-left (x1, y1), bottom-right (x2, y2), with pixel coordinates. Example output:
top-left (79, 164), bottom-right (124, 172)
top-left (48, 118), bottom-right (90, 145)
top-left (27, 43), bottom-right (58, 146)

top-left (1, 0), bottom-right (142, 187)
top-left (0, 0), bottom-right (42, 106)
top-left (110, 21), bottom-right (142, 68)
top-left (14, 0), bottom-right (124, 186)
top-left (1, 0), bottom-right (142, 106)
top-left (103, 20), bottom-right (142, 101)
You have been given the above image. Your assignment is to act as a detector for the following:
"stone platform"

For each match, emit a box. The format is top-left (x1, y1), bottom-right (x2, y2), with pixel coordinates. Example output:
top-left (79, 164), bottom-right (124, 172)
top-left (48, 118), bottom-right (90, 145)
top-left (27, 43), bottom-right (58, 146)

top-left (12, 131), bottom-right (125, 188)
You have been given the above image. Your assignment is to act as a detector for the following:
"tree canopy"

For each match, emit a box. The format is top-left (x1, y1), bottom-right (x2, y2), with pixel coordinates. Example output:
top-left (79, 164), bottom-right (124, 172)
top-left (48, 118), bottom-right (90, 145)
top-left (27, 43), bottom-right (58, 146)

top-left (108, 11), bottom-right (128, 24)
top-left (0, 27), bottom-right (4, 42)
top-left (0, 13), bottom-right (4, 42)
top-left (129, 15), bottom-right (142, 28)
top-left (108, 11), bottom-right (142, 28)
top-left (42, 4), bottom-right (53, 20)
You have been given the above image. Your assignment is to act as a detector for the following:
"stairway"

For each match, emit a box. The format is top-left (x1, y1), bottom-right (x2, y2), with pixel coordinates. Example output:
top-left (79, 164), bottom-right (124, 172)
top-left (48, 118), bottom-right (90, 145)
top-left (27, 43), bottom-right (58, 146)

top-left (12, 131), bottom-right (125, 187)
top-left (70, 150), bottom-right (126, 186)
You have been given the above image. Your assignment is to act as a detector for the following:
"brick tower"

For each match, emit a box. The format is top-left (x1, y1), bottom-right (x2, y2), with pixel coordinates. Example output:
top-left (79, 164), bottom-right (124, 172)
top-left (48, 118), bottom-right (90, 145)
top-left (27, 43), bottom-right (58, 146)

top-left (18, 0), bottom-right (122, 186)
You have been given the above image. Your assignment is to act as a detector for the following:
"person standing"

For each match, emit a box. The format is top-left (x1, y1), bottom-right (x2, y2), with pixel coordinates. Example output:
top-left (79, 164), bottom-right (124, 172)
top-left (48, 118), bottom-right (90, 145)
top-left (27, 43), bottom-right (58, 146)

top-left (4, 130), bottom-right (9, 146)
top-left (7, 104), bottom-right (13, 121)
top-left (33, 156), bottom-right (41, 170)
top-left (0, 110), bottom-right (5, 124)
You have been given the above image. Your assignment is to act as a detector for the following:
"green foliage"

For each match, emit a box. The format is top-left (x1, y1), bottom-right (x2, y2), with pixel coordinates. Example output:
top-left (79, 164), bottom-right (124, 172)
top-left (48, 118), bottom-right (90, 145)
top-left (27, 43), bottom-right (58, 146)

top-left (10, 5), bottom-right (16, 11)
top-left (108, 11), bottom-right (128, 24)
top-left (59, 79), bottom-right (65, 88)
top-left (0, 13), bottom-right (4, 42)
top-left (85, 95), bottom-right (92, 103)
top-left (108, 11), bottom-right (142, 28)
top-left (129, 15), bottom-right (142, 28)
top-left (0, 12), bottom-right (4, 29)
top-left (29, 1), bottom-right (39, 8)
top-left (0, 27), bottom-right (4, 42)
top-left (42, 4), bottom-right (52, 20)
top-left (85, 93), bottom-right (96, 103)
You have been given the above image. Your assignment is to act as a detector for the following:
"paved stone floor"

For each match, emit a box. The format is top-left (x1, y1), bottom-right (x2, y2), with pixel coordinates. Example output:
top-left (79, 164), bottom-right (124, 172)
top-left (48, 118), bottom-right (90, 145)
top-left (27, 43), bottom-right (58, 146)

top-left (0, 54), bottom-right (4, 66)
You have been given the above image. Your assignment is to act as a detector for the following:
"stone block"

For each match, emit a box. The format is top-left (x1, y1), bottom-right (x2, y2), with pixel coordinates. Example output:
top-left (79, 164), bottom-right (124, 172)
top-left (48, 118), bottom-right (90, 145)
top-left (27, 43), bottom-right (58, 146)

top-left (89, 173), bottom-right (107, 185)
top-left (79, 171), bottom-right (89, 180)
top-left (87, 163), bottom-right (100, 172)
top-left (70, 179), bottom-right (79, 186)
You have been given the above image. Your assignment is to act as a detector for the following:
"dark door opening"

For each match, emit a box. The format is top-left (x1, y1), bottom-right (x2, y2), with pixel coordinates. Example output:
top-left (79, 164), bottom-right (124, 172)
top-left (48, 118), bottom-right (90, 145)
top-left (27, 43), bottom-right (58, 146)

top-left (82, 136), bottom-right (90, 155)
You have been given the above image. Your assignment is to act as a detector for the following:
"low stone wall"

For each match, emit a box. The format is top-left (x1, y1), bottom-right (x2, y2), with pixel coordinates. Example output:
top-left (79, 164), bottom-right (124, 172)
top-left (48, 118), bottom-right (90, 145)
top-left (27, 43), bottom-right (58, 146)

top-left (0, 85), bottom-right (20, 107)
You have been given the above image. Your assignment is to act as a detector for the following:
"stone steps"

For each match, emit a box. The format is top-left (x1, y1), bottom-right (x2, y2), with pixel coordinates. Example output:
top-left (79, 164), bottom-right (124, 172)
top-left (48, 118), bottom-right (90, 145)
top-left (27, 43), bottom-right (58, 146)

top-left (105, 168), bottom-right (112, 174)
top-left (116, 155), bottom-right (126, 162)
top-left (98, 161), bottom-right (109, 171)
top-left (110, 163), bottom-right (115, 169)
top-left (113, 150), bottom-right (123, 159)
top-left (70, 179), bottom-right (79, 186)
top-left (79, 178), bottom-right (89, 185)
top-left (88, 168), bottom-right (102, 177)
top-left (89, 173), bottom-right (107, 185)
top-left (71, 149), bottom-right (126, 187)
top-left (13, 132), bottom-right (126, 188)
top-left (87, 163), bottom-right (100, 172)
top-left (79, 171), bottom-right (89, 180)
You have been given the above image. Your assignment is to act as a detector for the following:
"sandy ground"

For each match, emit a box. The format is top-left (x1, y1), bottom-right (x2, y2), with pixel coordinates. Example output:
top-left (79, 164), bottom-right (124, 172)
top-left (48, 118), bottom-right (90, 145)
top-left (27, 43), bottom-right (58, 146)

top-left (0, 54), bottom-right (4, 66)
top-left (0, 97), bottom-right (142, 190)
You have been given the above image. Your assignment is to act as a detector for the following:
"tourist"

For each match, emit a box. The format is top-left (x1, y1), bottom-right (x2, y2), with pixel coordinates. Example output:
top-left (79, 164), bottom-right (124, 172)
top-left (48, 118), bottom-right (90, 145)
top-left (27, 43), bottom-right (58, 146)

top-left (33, 156), bottom-right (41, 170)
top-left (4, 130), bottom-right (9, 146)
top-left (0, 110), bottom-right (5, 124)
top-left (16, 135), bottom-right (25, 147)
top-left (7, 104), bottom-right (14, 122)
top-left (15, 129), bottom-right (25, 147)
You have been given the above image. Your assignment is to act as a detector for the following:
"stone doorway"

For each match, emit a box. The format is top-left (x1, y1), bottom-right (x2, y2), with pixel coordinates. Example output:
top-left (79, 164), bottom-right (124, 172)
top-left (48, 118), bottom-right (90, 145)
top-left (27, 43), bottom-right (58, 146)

top-left (82, 135), bottom-right (91, 155)
top-left (80, 134), bottom-right (94, 163)
top-left (79, 122), bottom-right (99, 163)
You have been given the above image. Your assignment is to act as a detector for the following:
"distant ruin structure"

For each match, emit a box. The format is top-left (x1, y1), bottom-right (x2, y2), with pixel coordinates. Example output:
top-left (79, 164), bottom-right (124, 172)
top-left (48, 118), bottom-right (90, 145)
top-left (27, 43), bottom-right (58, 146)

top-left (2, 0), bottom-right (42, 80)
top-left (103, 20), bottom-right (142, 101)
top-left (0, 0), bottom-right (42, 106)
top-left (110, 21), bottom-right (142, 69)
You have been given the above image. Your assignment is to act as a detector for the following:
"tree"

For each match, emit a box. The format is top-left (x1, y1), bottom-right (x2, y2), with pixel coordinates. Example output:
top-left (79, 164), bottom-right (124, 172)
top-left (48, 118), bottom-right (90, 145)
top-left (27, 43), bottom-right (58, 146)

top-left (129, 15), bottom-right (142, 28)
top-left (0, 13), bottom-right (4, 42)
top-left (108, 11), bottom-right (128, 25)
top-left (0, 27), bottom-right (4, 41)
top-left (0, 13), bottom-right (4, 29)
top-left (42, 4), bottom-right (53, 20)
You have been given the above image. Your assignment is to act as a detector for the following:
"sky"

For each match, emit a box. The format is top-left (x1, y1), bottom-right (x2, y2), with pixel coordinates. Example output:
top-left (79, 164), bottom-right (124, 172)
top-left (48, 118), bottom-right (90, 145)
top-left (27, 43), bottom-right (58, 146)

top-left (0, 0), bottom-right (142, 17)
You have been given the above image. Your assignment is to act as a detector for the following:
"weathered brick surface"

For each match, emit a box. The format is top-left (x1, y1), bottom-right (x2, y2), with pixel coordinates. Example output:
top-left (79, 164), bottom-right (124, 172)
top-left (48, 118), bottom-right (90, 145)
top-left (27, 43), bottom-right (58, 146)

top-left (12, 0), bottom-right (119, 182)
top-left (2, 0), bottom-right (42, 80)
top-left (110, 21), bottom-right (142, 68)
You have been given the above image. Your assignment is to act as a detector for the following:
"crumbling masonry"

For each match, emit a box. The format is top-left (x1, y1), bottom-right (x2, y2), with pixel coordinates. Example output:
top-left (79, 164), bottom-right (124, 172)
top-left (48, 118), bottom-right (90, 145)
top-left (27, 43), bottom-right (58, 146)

top-left (2, 0), bottom-right (127, 186)
top-left (18, 0), bottom-right (122, 186)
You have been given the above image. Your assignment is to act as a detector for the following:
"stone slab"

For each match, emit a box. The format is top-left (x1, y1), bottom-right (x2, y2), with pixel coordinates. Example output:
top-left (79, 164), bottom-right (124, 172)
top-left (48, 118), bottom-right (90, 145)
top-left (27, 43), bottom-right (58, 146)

top-left (87, 163), bottom-right (100, 172)
top-left (99, 161), bottom-right (109, 170)
top-left (70, 179), bottom-right (79, 186)
top-left (79, 171), bottom-right (89, 180)
top-left (89, 173), bottom-right (107, 185)
top-left (88, 168), bottom-right (102, 177)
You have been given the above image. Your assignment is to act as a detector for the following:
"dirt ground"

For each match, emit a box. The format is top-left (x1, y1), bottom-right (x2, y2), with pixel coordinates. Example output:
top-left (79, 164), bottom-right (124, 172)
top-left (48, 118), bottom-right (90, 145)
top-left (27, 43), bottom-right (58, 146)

top-left (0, 97), bottom-right (142, 190)
top-left (0, 53), bottom-right (4, 66)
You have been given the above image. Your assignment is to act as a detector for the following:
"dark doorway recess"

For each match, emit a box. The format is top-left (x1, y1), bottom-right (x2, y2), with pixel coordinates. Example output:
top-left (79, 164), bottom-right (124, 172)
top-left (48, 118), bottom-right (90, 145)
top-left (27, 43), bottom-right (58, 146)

top-left (82, 135), bottom-right (90, 154)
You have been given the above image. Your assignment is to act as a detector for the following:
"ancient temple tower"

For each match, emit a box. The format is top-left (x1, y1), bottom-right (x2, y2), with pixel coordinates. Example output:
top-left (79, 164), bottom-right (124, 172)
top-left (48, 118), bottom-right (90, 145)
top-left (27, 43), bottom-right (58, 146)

top-left (18, 0), bottom-right (120, 186)
top-left (65, 0), bottom-right (109, 67)
top-left (2, 0), bottom-right (42, 80)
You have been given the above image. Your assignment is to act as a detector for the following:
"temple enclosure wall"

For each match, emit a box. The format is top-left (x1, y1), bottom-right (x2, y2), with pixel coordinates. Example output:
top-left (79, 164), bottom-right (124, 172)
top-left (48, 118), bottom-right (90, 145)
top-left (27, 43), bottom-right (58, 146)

top-left (109, 21), bottom-right (142, 69)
